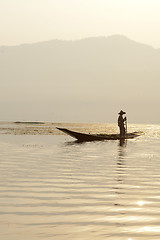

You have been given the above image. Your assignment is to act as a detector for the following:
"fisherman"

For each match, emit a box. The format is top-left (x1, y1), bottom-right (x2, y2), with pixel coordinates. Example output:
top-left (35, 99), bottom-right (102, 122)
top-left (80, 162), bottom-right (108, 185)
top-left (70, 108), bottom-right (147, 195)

top-left (118, 110), bottom-right (127, 137)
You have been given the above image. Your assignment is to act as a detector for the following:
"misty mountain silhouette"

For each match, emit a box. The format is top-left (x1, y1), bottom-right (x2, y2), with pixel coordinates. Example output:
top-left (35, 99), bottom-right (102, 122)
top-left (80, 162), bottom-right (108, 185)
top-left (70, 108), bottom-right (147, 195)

top-left (0, 35), bottom-right (160, 123)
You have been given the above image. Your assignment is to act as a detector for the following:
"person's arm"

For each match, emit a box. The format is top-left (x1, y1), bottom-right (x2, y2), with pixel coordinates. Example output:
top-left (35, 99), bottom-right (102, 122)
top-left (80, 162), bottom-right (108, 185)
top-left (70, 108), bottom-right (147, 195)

top-left (124, 116), bottom-right (127, 122)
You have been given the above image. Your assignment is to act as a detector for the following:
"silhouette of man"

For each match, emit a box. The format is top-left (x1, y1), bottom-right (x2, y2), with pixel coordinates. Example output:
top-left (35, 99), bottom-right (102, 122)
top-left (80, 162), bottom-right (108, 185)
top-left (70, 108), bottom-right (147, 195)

top-left (118, 110), bottom-right (127, 137)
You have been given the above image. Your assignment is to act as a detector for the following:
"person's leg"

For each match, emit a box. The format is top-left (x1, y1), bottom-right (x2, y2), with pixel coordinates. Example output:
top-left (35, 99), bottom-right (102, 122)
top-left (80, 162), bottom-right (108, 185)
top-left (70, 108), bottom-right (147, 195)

top-left (122, 126), bottom-right (125, 136)
top-left (119, 126), bottom-right (123, 137)
top-left (120, 126), bottom-right (125, 137)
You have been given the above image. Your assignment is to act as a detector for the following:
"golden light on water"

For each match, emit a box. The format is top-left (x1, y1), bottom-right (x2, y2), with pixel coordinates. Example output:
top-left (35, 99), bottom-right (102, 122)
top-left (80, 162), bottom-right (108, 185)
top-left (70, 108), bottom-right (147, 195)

top-left (139, 226), bottom-right (160, 232)
top-left (137, 200), bottom-right (144, 206)
top-left (137, 200), bottom-right (151, 207)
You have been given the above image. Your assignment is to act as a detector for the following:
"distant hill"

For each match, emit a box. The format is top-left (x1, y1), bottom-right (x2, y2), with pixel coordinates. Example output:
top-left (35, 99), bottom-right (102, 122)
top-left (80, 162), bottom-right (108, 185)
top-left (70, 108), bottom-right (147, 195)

top-left (0, 35), bottom-right (160, 123)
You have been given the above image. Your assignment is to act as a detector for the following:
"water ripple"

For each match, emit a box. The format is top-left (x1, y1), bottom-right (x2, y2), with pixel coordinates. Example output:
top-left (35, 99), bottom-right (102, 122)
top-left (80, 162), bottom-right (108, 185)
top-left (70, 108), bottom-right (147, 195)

top-left (0, 124), bottom-right (160, 239)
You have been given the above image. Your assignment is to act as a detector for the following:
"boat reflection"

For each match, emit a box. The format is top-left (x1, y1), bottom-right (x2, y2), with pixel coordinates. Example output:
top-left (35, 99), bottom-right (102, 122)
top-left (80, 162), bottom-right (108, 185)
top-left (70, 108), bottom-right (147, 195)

top-left (118, 138), bottom-right (127, 158)
top-left (113, 140), bottom-right (127, 206)
top-left (119, 138), bottom-right (127, 147)
top-left (65, 138), bottom-right (128, 146)
top-left (64, 139), bottom-right (86, 146)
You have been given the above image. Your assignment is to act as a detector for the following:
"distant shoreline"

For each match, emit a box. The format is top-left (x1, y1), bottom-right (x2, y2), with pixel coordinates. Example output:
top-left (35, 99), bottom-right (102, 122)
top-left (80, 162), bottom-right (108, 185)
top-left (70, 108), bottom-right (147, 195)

top-left (15, 121), bottom-right (45, 124)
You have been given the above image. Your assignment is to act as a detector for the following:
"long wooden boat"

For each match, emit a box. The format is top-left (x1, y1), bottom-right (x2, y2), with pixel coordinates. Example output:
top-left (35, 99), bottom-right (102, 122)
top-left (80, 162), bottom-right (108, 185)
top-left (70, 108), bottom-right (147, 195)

top-left (57, 127), bottom-right (140, 142)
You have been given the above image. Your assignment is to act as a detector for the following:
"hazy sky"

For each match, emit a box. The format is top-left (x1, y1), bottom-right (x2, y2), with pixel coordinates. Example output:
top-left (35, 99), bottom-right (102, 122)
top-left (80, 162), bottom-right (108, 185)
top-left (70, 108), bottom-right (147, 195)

top-left (1, 0), bottom-right (160, 47)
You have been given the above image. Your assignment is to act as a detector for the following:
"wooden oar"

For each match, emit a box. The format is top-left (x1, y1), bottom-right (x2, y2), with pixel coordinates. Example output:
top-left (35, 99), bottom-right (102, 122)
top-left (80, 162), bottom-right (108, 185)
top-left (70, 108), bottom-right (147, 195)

top-left (125, 117), bottom-right (127, 136)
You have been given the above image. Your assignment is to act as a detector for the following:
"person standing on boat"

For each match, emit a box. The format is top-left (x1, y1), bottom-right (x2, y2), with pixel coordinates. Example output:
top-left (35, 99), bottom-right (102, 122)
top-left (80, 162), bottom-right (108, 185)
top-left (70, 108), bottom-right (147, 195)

top-left (118, 110), bottom-right (127, 137)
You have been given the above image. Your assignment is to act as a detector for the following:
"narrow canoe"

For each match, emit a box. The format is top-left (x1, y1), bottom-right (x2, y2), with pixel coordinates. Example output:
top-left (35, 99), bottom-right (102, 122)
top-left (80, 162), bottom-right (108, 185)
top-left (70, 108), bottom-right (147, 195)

top-left (57, 127), bottom-right (140, 142)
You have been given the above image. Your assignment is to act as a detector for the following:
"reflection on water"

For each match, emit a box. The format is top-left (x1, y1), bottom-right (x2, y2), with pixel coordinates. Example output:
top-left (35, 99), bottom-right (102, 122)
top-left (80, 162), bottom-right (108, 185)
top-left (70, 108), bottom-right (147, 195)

top-left (0, 123), bottom-right (160, 240)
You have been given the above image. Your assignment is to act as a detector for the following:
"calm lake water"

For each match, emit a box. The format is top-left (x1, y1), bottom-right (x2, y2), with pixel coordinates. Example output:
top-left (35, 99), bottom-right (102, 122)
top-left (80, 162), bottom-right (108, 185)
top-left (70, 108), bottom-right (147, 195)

top-left (0, 122), bottom-right (160, 240)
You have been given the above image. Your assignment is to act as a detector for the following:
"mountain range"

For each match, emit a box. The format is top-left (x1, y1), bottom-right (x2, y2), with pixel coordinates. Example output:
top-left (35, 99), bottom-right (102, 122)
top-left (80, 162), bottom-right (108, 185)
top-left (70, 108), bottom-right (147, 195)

top-left (0, 35), bottom-right (160, 123)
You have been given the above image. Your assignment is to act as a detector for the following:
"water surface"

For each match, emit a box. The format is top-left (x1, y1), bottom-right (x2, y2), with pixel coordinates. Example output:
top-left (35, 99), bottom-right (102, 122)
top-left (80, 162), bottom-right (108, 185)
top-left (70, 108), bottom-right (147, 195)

top-left (0, 123), bottom-right (160, 240)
